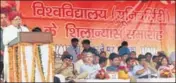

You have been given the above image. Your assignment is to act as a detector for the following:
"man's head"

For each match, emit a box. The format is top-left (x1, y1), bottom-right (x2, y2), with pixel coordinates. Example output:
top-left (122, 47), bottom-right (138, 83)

top-left (121, 41), bottom-right (128, 47)
top-left (152, 55), bottom-right (159, 63)
top-left (121, 53), bottom-right (129, 62)
top-left (158, 53), bottom-right (166, 62)
top-left (83, 52), bottom-right (94, 64)
top-left (130, 51), bottom-right (136, 58)
top-left (61, 54), bottom-right (73, 65)
top-left (82, 39), bottom-right (90, 49)
top-left (93, 55), bottom-right (100, 64)
top-left (100, 51), bottom-right (107, 57)
top-left (99, 56), bottom-right (108, 68)
top-left (138, 54), bottom-right (146, 65)
top-left (126, 57), bottom-right (134, 66)
top-left (8, 11), bottom-right (22, 27)
top-left (145, 52), bottom-right (152, 62)
top-left (32, 27), bottom-right (42, 32)
top-left (71, 38), bottom-right (79, 48)
top-left (109, 53), bottom-right (121, 66)
top-left (77, 53), bottom-right (84, 60)
top-left (1, 12), bottom-right (8, 27)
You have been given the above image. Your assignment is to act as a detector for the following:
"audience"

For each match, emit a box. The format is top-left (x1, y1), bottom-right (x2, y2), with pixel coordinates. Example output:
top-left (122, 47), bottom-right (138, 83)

top-left (80, 52), bottom-right (101, 79)
top-left (67, 38), bottom-right (80, 62)
top-left (106, 53), bottom-right (121, 72)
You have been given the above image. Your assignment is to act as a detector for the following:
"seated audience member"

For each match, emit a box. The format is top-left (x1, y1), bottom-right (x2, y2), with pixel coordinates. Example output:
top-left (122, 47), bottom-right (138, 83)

top-left (130, 51), bottom-right (137, 58)
top-left (130, 51), bottom-right (138, 65)
top-left (74, 53), bottom-right (85, 74)
top-left (126, 57), bottom-right (134, 77)
top-left (100, 51), bottom-right (107, 58)
top-left (156, 53), bottom-right (167, 69)
top-left (157, 52), bottom-right (166, 62)
top-left (118, 41), bottom-right (130, 56)
top-left (152, 55), bottom-right (159, 69)
top-left (55, 54), bottom-right (78, 79)
top-left (99, 56), bottom-right (108, 70)
top-left (157, 57), bottom-right (173, 78)
top-left (145, 52), bottom-right (152, 63)
top-left (152, 55), bottom-right (159, 63)
top-left (32, 27), bottom-right (42, 32)
top-left (106, 53), bottom-right (121, 72)
top-left (120, 53), bottom-right (129, 66)
top-left (80, 52), bottom-right (101, 79)
top-left (145, 52), bottom-right (157, 73)
top-left (133, 54), bottom-right (152, 78)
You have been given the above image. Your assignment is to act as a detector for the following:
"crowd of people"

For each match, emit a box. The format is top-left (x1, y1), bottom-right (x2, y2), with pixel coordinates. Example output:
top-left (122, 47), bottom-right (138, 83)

top-left (54, 38), bottom-right (175, 82)
top-left (0, 5), bottom-right (175, 82)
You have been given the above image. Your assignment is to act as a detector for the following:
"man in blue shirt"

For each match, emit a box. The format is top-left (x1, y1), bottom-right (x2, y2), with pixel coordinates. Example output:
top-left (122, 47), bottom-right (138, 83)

top-left (106, 53), bottom-right (121, 71)
top-left (118, 41), bottom-right (130, 56)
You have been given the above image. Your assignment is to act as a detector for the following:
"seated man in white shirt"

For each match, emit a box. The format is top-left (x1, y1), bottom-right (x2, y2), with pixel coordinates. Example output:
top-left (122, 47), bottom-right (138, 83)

top-left (133, 55), bottom-right (153, 78)
top-left (80, 52), bottom-right (101, 79)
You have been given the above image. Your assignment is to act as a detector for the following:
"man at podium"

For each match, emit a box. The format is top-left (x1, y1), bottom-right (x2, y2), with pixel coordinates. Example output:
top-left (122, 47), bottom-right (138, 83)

top-left (2, 11), bottom-right (29, 82)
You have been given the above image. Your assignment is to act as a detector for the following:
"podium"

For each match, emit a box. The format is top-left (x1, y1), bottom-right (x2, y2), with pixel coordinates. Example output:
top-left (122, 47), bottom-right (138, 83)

top-left (7, 32), bottom-right (54, 82)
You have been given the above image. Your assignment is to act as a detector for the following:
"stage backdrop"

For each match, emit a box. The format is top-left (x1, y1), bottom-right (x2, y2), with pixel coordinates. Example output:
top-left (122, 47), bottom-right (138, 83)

top-left (4, 1), bottom-right (176, 55)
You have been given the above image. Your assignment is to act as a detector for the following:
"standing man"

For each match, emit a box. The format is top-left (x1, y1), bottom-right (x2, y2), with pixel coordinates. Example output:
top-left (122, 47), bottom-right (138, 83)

top-left (67, 38), bottom-right (80, 62)
top-left (0, 11), bottom-right (8, 80)
top-left (82, 39), bottom-right (99, 57)
top-left (3, 11), bottom-right (29, 82)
